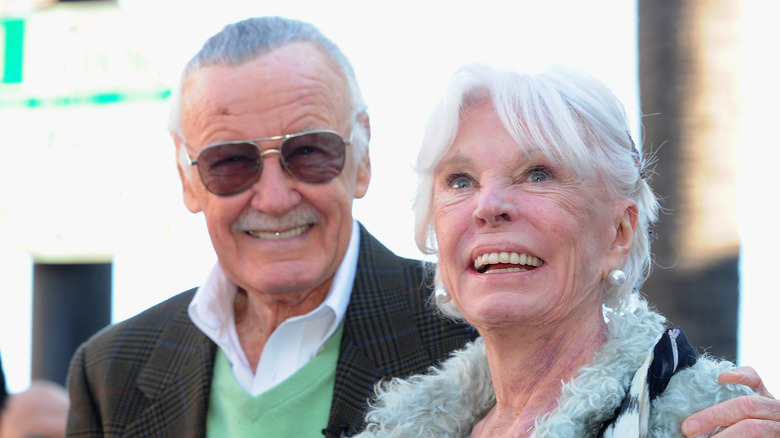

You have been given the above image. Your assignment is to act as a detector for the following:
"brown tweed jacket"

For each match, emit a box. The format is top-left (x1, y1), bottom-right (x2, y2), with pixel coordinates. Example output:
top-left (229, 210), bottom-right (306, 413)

top-left (66, 225), bottom-right (474, 437)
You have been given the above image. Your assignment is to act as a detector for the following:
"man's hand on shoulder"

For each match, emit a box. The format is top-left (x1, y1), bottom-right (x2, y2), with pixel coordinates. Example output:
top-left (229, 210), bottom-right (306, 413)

top-left (682, 366), bottom-right (780, 437)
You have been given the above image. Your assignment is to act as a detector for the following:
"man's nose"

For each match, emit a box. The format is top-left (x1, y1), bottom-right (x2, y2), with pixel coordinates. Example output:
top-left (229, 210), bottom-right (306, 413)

top-left (248, 152), bottom-right (301, 214)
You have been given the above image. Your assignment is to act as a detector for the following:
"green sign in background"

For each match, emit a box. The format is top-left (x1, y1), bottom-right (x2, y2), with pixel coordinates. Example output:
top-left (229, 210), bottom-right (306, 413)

top-left (1, 18), bottom-right (24, 84)
top-left (1, 11), bottom-right (170, 108)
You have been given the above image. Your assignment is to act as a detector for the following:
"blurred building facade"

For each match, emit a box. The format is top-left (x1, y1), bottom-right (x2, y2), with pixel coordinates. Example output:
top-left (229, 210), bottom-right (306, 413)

top-left (639, 0), bottom-right (742, 361)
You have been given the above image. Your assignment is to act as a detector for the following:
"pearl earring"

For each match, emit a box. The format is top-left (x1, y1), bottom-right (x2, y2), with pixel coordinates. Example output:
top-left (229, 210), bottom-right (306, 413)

top-left (608, 269), bottom-right (626, 287)
top-left (434, 287), bottom-right (451, 303)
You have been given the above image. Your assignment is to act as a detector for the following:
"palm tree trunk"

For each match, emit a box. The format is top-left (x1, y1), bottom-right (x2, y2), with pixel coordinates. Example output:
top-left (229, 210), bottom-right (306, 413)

top-left (638, 0), bottom-right (742, 361)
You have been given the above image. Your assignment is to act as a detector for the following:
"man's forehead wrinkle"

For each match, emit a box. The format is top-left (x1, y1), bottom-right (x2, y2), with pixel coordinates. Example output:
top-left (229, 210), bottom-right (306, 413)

top-left (210, 73), bottom-right (343, 118)
top-left (184, 98), bottom-right (343, 149)
top-left (180, 79), bottom-right (220, 142)
top-left (179, 46), bottom-right (353, 150)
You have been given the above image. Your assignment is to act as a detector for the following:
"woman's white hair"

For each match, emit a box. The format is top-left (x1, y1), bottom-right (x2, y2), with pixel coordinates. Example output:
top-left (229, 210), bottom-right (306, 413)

top-left (168, 16), bottom-right (369, 163)
top-left (414, 64), bottom-right (658, 317)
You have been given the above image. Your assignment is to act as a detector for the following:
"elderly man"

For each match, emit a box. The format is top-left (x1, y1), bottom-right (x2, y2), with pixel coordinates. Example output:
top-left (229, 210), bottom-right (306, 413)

top-left (66, 16), bottom-right (779, 437)
top-left (65, 17), bottom-right (473, 436)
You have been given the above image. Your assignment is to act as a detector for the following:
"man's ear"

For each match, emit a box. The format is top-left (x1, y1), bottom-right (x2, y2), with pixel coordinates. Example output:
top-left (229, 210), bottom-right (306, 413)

top-left (357, 111), bottom-right (370, 142)
top-left (174, 136), bottom-right (203, 213)
top-left (353, 111), bottom-right (371, 199)
top-left (354, 152), bottom-right (371, 199)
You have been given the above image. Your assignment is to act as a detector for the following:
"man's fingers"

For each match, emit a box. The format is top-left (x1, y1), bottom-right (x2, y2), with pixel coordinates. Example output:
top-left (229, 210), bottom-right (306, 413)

top-left (682, 396), bottom-right (780, 437)
top-left (718, 367), bottom-right (774, 398)
top-left (709, 419), bottom-right (780, 437)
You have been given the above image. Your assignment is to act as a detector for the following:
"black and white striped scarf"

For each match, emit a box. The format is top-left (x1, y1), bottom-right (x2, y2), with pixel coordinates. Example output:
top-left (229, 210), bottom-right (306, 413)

top-left (597, 327), bottom-right (698, 437)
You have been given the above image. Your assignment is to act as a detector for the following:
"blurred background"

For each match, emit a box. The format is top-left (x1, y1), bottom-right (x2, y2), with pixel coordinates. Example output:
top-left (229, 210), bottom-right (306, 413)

top-left (1, 0), bottom-right (778, 394)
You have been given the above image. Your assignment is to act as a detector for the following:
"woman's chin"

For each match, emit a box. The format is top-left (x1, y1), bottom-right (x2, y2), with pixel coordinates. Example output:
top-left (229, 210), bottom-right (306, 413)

top-left (461, 297), bottom-right (542, 328)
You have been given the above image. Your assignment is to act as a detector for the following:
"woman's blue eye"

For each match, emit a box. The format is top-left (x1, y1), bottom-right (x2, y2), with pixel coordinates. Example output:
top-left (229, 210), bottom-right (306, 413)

top-left (526, 166), bottom-right (551, 183)
top-left (447, 173), bottom-right (473, 189)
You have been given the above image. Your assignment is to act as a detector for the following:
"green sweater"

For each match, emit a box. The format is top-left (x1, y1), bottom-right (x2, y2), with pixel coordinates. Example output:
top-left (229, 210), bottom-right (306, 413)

top-left (206, 324), bottom-right (344, 436)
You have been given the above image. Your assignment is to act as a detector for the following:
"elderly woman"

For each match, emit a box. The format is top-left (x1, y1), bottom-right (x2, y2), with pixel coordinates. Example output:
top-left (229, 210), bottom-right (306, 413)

top-left (356, 64), bottom-right (756, 437)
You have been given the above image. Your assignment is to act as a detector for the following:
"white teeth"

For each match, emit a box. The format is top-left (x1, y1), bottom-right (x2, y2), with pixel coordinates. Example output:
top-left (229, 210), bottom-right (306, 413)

top-left (247, 224), bottom-right (309, 239)
top-left (473, 251), bottom-right (543, 271)
top-left (486, 267), bottom-right (526, 274)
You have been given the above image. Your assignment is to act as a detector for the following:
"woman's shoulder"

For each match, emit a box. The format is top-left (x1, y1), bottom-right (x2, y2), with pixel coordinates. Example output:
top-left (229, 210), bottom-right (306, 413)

top-left (358, 339), bottom-right (492, 438)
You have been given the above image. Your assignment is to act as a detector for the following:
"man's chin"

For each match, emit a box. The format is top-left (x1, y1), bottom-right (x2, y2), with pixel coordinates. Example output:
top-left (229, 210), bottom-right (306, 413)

top-left (239, 267), bottom-right (333, 296)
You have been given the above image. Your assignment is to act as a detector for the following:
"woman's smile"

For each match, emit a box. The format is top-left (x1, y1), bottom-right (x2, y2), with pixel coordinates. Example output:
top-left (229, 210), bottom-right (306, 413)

top-left (473, 251), bottom-right (543, 273)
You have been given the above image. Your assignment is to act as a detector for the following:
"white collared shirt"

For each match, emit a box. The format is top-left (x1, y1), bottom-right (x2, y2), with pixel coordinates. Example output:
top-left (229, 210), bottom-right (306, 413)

top-left (188, 220), bottom-right (360, 395)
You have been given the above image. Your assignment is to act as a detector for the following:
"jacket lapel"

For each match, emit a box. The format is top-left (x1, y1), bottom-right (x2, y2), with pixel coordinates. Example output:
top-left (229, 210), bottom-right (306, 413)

top-left (327, 225), bottom-right (436, 435)
top-left (126, 295), bottom-right (217, 437)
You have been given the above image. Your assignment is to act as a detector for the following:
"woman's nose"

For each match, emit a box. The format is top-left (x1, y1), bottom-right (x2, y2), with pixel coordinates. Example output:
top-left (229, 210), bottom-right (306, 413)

top-left (473, 187), bottom-right (518, 226)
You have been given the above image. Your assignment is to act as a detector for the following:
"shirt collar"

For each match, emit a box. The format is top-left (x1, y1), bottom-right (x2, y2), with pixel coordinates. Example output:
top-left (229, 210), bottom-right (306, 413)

top-left (188, 219), bottom-right (360, 393)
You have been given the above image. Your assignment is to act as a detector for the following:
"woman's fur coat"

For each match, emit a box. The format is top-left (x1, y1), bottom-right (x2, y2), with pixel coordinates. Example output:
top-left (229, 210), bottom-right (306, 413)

top-left (357, 296), bottom-right (755, 437)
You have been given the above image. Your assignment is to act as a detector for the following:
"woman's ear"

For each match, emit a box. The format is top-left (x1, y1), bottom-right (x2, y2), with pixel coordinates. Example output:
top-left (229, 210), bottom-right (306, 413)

top-left (606, 202), bottom-right (638, 270)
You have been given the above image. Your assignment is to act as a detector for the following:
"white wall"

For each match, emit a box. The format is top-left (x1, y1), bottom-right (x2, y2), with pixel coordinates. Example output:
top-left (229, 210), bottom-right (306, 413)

top-left (737, 2), bottom-right (780, 394)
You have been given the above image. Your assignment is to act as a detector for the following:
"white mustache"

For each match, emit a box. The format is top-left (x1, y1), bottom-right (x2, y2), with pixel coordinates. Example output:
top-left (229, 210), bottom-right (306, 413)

top-left (233, 207), bottom-right (319, 232)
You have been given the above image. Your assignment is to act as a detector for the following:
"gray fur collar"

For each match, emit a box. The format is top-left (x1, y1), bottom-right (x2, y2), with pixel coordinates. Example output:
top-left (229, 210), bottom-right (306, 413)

top-left (359, 297), bottom-right (668, 437)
